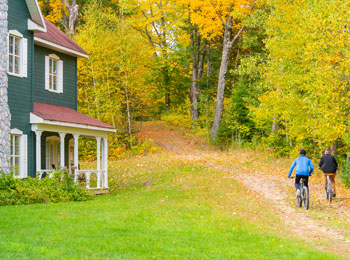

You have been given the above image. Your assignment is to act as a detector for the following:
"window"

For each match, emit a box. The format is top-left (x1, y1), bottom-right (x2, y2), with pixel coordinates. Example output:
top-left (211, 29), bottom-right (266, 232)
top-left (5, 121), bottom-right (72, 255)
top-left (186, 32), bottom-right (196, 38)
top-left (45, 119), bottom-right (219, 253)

top-left (45, 54), bottom-right (63, 93)
top-left (8, 35), bottom-right (20, 75)
top-left (10, 135), bottom-right (20, 177)
top-left (8, 30), bottom-right (27, 78)
top-left (10, 129), bottom-right (27, 179)
top-left (49, 57), bottom-right (58, 91)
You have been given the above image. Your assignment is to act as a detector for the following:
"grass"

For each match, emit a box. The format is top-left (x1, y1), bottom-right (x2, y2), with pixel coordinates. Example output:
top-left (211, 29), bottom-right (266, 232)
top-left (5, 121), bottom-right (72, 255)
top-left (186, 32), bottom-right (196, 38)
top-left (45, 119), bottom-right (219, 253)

top-left (0, 154), bottom-right (346, 259)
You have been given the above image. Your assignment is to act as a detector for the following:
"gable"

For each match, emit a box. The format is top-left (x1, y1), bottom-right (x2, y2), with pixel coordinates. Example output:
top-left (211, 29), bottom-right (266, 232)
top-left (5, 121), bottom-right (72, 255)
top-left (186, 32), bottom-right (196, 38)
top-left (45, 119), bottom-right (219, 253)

top-left (25, 0), bottom-right (46, 32)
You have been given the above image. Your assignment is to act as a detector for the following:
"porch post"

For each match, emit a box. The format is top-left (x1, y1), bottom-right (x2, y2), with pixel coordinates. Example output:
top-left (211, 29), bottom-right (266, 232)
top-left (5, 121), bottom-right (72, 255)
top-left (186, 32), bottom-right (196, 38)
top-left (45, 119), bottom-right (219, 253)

top-left (59, 133), bottom-right (66, 169)
top-left (96, 136), bottom-right (101, 188)
top-left (35, 130), bottom-right (42, 174)
top-left (73, 134), bottom-right (79, 184)
top-left (103, 137), bottom-right (108, 188)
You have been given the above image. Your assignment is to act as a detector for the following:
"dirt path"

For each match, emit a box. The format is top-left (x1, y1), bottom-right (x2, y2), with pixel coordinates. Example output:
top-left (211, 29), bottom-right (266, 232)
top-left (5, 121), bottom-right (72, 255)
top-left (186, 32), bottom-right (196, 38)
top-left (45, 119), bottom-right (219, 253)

top-left (138, 121), bottom-right (350, 257)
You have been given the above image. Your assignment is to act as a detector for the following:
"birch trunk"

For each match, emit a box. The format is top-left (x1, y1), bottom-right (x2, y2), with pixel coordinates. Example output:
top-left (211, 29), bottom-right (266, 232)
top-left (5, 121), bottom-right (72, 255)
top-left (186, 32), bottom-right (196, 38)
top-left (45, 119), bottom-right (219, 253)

top-left (210, 16), bottom-right (234, 139)
top-left (209, 1), bottom-right (255, 139)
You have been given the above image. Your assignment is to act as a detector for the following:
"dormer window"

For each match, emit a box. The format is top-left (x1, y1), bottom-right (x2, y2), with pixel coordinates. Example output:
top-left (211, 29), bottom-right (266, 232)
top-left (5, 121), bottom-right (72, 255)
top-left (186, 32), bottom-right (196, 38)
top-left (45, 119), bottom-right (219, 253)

top-left (45, 54), bottom-right (63, 93)
top-left (8, 30), bottom-right (27, 78)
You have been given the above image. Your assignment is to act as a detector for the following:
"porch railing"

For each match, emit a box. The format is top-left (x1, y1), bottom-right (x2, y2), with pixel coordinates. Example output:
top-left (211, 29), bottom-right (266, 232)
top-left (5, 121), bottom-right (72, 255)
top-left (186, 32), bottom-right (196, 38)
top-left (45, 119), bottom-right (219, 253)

top-left (37, 169), bottom-right (55, 180)
top-left (74, 169), bottom-right (107, 189)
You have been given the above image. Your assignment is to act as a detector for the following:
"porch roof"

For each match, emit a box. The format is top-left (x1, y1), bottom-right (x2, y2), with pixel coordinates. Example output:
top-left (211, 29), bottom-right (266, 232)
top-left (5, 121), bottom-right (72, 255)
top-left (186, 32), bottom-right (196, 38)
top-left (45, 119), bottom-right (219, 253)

top-left (32, 102), bottom-right (115, 131)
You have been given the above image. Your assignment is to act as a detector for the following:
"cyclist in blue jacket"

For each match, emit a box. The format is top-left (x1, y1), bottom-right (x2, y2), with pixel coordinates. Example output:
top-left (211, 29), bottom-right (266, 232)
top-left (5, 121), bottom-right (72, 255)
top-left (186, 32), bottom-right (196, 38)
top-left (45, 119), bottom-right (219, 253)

top-left (288, 149), bottom-right (314, 195)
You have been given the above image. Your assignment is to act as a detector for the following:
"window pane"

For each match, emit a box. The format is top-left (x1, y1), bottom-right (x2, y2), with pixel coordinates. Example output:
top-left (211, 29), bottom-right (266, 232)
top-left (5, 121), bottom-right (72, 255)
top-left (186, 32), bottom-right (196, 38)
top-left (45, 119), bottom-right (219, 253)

top-left (14, 136), bottom-right (19, 155)
top-left (53, 60), bottom-right (57, 74)
top-left (14, 38), bottom-right (20, 55)
top-left (49, 60), bottom-right (52, 74)
top-left (14, 57), bottom-right (19, 74)
top-left (9, 55), bottom-right (13, 73)
top-left (9, 37), bottom-right (13, 54)
top-left (53, 75), bottom-right (57, 90)
top-left (14, 157), bottom-right (20, 176)
top-left (49, 75), bottom-right (52, 90)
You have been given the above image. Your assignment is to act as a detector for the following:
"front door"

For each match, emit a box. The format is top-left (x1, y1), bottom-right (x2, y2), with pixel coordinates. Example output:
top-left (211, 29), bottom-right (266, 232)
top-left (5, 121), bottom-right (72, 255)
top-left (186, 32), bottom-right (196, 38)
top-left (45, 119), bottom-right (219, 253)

top-left (46, 136), bottom-right (60, 169)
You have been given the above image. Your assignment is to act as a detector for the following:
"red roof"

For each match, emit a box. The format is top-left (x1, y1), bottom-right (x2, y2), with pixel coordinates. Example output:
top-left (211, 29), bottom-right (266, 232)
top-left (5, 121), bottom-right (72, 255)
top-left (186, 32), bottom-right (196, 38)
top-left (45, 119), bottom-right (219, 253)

top-left (34, 18), bottom-right (88, 56)
top-left (33, 102), bottom-right (115, 130)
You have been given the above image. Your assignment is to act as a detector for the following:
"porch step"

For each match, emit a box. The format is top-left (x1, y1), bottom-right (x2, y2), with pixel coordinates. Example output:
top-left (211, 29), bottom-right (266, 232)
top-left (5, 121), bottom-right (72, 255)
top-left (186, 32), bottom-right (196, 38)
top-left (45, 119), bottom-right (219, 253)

top-left (90, 188), bottom-right (110, 196)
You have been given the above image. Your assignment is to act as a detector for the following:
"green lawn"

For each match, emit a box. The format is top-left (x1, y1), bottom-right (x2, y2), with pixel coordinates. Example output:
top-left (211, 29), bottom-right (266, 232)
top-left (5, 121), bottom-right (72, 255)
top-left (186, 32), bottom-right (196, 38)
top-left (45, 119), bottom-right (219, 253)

top-left (0, 160), bottom-right (344, 259)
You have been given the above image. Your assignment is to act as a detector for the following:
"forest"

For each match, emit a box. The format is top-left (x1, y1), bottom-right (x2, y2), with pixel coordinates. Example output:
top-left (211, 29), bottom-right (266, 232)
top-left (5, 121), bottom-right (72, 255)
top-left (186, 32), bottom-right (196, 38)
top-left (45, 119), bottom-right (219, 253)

top-left (39, 0), bottom-right (350, 167)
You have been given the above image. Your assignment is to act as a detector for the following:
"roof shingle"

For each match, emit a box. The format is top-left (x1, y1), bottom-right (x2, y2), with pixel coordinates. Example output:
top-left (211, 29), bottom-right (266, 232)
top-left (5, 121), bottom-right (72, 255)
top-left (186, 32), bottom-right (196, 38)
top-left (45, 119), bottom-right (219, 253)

top-left (33, 102), bottom-right (115, 130)
top-left (34, 18), bottom-right (88, 56)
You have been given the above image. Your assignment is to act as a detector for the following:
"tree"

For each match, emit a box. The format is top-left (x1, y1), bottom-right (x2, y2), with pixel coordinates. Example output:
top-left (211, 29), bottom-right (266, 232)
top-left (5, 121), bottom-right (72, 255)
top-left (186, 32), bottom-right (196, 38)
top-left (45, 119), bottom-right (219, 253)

top-left (75, 0), bottom-right (156, 145)
top-left (256, 0), bottom-right (350, 154)
top-left (133, 0), bottom-right (187, 111)
top-left (184, 0), bottom-right (257, 138)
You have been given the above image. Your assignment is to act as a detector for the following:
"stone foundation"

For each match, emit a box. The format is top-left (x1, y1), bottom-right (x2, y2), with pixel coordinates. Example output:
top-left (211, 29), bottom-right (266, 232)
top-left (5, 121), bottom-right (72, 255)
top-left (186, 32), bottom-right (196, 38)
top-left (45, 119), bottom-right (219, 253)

top-left (0, 0), bottom-right (10, 173)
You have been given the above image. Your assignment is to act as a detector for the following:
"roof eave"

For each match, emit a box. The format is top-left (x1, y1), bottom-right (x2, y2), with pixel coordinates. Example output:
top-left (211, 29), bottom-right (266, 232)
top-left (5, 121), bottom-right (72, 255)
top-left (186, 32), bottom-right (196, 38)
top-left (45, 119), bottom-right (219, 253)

top-left (30, 113), bottom-right (116, 133)
top-left (28, 19), bottom-right (46, 33)
top-left (25, 0), bottom-right (46, 30)
top-left (34, 37), bottom-right (89, 58)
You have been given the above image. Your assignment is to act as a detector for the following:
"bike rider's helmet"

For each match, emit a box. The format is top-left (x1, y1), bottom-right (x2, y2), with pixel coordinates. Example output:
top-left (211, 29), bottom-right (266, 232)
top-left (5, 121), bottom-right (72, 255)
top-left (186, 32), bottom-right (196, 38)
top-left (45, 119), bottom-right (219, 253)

top-left (300, 149), bottom-right (306, 155)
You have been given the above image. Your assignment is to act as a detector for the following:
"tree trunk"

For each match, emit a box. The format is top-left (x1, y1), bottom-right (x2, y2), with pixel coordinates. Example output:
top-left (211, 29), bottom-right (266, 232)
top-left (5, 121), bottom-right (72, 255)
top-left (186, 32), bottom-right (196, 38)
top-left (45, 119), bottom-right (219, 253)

top-left (209, 1), bottom-right (255, 139)
top-left (190, 24), bottom-right (205, 126)
top-left (210, 17), bottom-right (234, 139)
top-left (61, 0), bottom-right (79, 36)
top-left (0, 0), bottom-right (11, 173)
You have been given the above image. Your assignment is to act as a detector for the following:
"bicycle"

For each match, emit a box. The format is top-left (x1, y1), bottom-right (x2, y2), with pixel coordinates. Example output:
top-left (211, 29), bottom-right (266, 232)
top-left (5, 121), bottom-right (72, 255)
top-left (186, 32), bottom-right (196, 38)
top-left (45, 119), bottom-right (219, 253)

top-left (325, 173), bottom-right (335, 202)
top-left (290, 176), bottom-right (309, 210)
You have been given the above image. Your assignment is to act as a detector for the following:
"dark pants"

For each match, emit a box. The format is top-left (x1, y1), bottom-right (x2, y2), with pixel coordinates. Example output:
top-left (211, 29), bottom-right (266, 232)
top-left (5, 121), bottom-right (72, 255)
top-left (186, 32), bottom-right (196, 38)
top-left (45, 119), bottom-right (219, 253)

top-left (295, 175), bottom-right (309, 190)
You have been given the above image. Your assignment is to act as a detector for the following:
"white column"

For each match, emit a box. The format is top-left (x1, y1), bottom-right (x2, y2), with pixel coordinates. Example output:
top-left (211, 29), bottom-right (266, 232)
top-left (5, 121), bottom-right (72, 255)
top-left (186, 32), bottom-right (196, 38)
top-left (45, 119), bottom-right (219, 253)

top-left (103, 137), bottom-right (108, 188)
top-left (96, 136), bottom-right (101, 188)
top-left (73, 134), bottom-right (79, 184)
top-left (35, 130), bottom-right (42, 174)
top-left (59, 133), bottom-right (66, 169)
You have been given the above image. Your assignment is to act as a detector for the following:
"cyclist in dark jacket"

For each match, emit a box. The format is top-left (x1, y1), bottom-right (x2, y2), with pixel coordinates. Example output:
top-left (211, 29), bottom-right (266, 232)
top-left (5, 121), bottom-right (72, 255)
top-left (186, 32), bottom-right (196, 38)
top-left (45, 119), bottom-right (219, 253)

top-left (288, 149), bottom-right (314, 195)
top-left (319, 148), bottom-right (338, 197)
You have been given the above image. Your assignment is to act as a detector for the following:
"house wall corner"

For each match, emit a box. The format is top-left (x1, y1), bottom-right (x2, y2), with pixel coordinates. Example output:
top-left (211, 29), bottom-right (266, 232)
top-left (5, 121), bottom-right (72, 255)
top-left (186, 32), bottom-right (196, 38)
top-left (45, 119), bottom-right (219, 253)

top-left (0, 0), bottom-right (11, 173)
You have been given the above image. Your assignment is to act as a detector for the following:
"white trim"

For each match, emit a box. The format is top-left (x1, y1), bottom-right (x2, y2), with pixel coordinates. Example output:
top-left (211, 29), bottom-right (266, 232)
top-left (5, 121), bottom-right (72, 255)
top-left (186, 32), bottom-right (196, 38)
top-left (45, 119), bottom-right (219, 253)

top-left (25, 0), bottom-right (46, 30)
top-left (22, 38), bottom-right (28, 78)
top-left (27, 19), bottom-right (46, 33)
top-left (59, 133), bottom-right (66, 168)
top-left (30, 113), bottom-right (116, 134)
top-left (49, 53), bottom-right (60, 60)
top-left (8, 33), bottom-right (24, 78)
top-left (45, 56), bottom-right (49, 90)
top-left (9, 30), bottom-right (23, 38)
top-left (10, 128), bottom-right (23, 135)
top-left (34, 37), bottom-right (89, 58)
top-left (20, 135), bottom-right (28, 178)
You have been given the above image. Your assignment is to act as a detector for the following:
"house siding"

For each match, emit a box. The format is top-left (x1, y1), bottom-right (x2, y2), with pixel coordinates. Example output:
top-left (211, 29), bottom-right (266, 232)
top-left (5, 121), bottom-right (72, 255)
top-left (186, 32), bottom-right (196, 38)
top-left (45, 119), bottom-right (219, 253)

top-left (8, 0), bottom-right (34, 176)
top-left (33, 45), bottom-right (78, 110)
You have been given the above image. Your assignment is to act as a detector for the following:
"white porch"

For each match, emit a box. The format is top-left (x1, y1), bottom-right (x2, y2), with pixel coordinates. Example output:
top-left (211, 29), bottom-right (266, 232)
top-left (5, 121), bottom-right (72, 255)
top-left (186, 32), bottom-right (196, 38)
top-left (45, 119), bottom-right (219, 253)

top-left (30, 107), bottom-right (115, 189)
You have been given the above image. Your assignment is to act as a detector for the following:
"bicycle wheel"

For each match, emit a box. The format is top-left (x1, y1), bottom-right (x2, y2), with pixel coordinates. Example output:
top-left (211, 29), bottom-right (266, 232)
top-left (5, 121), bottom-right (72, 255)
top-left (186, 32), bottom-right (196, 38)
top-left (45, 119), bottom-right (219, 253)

top-left (302, 186), bottom-right (309, 210)
top-left (326, 177), bottom-right (332, 202)
top-left (296, 189), bottom-right (302, 207)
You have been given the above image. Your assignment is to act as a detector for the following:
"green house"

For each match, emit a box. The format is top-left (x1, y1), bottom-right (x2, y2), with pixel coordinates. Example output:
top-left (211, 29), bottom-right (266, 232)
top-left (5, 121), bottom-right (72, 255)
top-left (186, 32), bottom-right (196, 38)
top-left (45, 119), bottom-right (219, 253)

top-left (8, 0), bottom-right (115, 189)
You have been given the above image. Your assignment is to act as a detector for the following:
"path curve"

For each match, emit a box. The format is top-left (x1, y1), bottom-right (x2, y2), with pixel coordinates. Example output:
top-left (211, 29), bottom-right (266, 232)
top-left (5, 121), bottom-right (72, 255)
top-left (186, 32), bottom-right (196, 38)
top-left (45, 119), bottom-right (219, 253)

top-left (138, 122), bottom-right (350, 257)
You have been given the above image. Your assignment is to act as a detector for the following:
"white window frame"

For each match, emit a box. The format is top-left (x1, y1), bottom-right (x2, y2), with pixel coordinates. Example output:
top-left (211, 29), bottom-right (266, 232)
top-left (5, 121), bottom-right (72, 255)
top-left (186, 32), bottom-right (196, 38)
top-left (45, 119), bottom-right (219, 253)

top-left (10, 129), bottom-right (28, 179)
top-left (8, 30), bottom-right (27, 78)
top-left (45, 54), bottom-right (63, 93)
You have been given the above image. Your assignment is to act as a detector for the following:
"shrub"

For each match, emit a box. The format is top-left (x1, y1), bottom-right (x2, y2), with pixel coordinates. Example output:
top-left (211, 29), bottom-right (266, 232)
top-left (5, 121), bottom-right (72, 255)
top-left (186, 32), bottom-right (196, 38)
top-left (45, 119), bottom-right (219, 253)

top-left (0, 171), bottom-right (93, 206)
top-left (340, 161), bottom-right (350, 188)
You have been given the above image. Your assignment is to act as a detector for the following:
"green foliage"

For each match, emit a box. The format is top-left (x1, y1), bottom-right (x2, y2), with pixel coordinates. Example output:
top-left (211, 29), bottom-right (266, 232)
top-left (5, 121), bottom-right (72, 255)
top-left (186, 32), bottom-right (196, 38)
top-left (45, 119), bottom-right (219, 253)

top-left (0, 171), bottom-right (93, 206)
top-left (340, 160), bottom-right (350, 188)
top-left (161, 101), bottom-right (192, 128)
